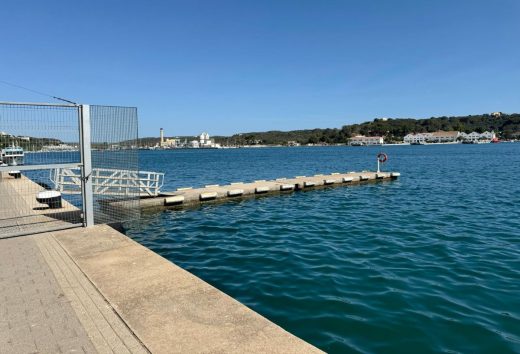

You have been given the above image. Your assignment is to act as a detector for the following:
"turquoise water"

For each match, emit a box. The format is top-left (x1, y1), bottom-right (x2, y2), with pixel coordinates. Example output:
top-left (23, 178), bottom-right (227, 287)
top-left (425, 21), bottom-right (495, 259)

top-left (126, 145), bottom-right (520, 353)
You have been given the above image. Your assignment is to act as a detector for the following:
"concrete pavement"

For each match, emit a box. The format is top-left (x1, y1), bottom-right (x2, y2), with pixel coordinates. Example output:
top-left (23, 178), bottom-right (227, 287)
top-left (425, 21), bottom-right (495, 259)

top-left (0, 233), bottom-right (148, 354)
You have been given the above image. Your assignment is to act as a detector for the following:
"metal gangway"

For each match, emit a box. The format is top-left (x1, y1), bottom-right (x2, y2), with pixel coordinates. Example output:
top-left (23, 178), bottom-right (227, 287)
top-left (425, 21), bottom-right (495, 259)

top-left (50, 167), bottom-right (164, 197)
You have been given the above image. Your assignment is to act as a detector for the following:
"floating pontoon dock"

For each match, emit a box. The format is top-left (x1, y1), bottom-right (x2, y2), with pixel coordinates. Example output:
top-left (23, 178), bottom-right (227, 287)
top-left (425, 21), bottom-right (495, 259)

top-left (110, 170), bottom-right (401, 210)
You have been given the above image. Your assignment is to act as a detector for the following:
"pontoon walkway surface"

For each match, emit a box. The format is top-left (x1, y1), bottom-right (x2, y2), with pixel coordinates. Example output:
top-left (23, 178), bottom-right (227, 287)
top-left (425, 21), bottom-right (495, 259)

top-left (113, 171), bottom-right (400, 210)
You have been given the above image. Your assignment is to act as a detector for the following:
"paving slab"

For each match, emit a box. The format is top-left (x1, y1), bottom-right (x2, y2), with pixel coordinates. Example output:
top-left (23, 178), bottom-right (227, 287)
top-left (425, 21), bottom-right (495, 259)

top-left (0, 235), bottom-right (96, 354)
top-left (0, 233), bottom-right (148, 354)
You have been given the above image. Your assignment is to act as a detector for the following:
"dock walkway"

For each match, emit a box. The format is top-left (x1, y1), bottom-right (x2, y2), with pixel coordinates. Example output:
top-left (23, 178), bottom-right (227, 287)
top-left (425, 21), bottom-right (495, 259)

top-left (129, 170), bottom-right (400, 210)
top-left (0, 172), bottom-right (322, 353)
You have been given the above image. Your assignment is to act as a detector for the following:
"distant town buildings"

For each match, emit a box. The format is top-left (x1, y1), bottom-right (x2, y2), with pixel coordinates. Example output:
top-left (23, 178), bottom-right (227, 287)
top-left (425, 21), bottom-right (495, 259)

top-left (159, 128), bottom-right (181, 147)
top-left (42, 143), bottom-right (77, 151)
top-left (156, 129), bottom-right (221, 149)
top-left (190, 132), bottom-right (220, 148)
top-left (491, 112), bottom-right (503, 117)
top-left (349, 135), bottom-right (384, 146)
top-left (403, 131), bottom-right (459, 143)
top-left (404, 130), bottom-right (496, 144)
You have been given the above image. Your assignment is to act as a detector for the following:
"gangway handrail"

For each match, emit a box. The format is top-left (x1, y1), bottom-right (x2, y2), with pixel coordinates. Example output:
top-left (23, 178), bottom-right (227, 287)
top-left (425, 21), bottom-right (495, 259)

top-left (50, 167), bottom-right (164, 197)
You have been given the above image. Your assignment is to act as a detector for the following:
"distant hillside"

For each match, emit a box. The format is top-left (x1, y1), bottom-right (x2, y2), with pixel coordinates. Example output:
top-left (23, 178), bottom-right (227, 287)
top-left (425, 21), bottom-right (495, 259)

top-left (213, 113), bottom-right (520, 145)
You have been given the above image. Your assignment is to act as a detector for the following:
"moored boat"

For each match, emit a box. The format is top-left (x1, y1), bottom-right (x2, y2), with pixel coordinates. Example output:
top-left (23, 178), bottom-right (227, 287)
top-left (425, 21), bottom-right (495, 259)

top-left (1, 146), bottom-right (24, 166)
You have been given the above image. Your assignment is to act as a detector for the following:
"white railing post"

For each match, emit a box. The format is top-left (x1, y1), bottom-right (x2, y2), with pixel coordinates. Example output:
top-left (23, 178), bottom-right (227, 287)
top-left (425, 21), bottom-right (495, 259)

top-left (79, 105), bottom-right (94, 227)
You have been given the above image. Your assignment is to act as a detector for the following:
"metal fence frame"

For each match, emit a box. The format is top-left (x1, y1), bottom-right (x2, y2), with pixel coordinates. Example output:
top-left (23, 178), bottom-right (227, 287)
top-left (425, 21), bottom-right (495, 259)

top-left (0, 101), bottom-right (142, 238)
top-left (0, 101), bottom-right (92, 231)
top-left (79, 104), bottom-right (94, 226)
top-left (0, 101), bottom-right (141, 236)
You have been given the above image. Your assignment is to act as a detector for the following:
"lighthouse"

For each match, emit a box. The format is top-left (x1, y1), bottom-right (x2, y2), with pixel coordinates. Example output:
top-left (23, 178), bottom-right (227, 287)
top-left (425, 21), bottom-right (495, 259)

top-left (160, 128), bottom-right (164, 146)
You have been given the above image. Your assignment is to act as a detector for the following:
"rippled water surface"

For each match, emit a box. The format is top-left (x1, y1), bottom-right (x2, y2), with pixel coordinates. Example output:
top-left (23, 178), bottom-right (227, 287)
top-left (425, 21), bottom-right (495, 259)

top-left (126, 145), bottom-right (520, 353)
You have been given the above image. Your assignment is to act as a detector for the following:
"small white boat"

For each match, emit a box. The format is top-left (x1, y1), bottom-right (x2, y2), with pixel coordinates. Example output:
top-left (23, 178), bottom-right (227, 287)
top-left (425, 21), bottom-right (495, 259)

top-left (1, 146), bottom-right (24, 166)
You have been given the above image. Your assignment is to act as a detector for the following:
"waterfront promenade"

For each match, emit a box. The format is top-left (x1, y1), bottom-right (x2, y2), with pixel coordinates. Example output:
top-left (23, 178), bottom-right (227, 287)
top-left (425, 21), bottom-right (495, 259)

top-left (0, 232), bottom-right (148, 353)
top-left (0, 174), bottom-right (322, 353)
top-left (1, 227), bottom-right (321, 353)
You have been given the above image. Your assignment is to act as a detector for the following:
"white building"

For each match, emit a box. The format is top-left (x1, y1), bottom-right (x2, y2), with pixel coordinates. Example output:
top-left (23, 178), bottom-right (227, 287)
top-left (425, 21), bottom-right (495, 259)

top-left (459, 131), bottom-right (496, 143)
top-left (428, 131), bottom-right (460, 143)
top-left (349, 135), bottom-right (384, 146)
top-left (404, 131), bottom-right (460, 144)
top-left (197, 132), bottom-right (220, 148)
top-left (199, 132), bottom-right (211, 146)
top-left (403, 133), bottom-right (433, 144)
top-left (459, 132), bottom-right (479, 142)
top-left (480, 131), bottom-right (496, 140)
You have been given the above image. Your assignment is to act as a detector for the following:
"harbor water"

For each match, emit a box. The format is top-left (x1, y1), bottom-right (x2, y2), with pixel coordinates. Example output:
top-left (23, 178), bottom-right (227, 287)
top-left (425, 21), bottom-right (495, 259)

top-left (126, 144), bottom-right (520, 353)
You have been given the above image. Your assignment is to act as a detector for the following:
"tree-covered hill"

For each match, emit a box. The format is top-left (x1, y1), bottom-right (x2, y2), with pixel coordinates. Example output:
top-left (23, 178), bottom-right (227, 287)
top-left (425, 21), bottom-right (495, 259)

top-left (213, 113), bottom-right (520, 145)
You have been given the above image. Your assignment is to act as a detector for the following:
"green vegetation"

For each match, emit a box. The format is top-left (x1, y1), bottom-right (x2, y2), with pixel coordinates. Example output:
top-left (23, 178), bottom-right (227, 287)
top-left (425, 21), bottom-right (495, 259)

top-left (212, 113), bottom-right (520, 145)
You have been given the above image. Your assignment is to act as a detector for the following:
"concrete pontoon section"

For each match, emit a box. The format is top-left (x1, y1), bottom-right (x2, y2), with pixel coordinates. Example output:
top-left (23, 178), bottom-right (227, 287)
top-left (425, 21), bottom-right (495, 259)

top-left (53, 225), bottom-right (323, 354)
top-left (112, 171), bottom-right (400, 210)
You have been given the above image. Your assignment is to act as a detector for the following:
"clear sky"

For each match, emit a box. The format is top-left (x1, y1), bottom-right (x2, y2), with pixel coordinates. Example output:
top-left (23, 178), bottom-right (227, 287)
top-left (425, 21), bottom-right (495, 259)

top-left (1, 0), bottom-right (519, 137)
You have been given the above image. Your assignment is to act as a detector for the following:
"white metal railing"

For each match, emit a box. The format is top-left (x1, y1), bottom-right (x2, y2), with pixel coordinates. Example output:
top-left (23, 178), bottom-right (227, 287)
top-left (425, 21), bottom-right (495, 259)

top-left (50, 167), bottom-right (164, 197)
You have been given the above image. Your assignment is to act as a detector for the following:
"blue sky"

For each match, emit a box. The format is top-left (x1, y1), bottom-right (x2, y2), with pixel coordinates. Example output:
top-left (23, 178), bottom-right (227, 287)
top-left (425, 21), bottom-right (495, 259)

top-left (1, 0), bottom-right (519, 137)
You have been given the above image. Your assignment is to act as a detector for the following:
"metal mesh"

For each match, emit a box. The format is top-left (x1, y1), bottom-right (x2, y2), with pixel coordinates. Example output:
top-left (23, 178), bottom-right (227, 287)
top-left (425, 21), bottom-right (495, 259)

top-left (0, 103), bottom-right (83, 238)
top-left (0, 103), bottom-right (141, 238)
top-left (89, 105), bottom-right (140, 225)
